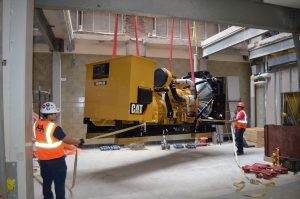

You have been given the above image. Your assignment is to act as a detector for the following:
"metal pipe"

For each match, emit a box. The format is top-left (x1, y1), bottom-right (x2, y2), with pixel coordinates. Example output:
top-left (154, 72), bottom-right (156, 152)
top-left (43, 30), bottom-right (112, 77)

top-left (278, 71), bottom-right (282, 124)
top-left (253, 80), bottom-right (267, 85)
top-left (78, 10), bottom-right (83, 31)
top-left (169, 82), bottom-right (186, 103)
top-left (252, 72), bottom-right (271, 80)
top-left (274, 71), bottom-right (278, 124)
top-left (250, 77), bottom-right (255, 127)
top-left (193, 53), bottom-right (198, 72)
top-left (174, 79), bottom-right (195, 89)
top-left (264, 80), bottom-right (267, 125)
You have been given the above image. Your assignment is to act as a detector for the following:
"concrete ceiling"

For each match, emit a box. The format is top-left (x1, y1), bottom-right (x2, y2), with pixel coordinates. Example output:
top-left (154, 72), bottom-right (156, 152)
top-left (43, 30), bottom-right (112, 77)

top-left (34, 0), bottom-right (300, 52)
top-left (264, 0), bottom-right (300, 9)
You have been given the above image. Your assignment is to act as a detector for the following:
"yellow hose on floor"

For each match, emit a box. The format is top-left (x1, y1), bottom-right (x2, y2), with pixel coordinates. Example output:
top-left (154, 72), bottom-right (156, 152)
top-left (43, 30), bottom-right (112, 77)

top-left (230, 123), bottom-right (276, 198)
top-left (34, 123), bottom-right (146, 194)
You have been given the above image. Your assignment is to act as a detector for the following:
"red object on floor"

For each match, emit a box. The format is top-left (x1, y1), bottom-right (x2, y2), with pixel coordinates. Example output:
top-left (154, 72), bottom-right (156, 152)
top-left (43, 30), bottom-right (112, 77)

top-left (273, 165), bottom-right (289, 174)
top-left (242, 163), bottom-right (280, 180)
top-left (199, 137), bottom-right (208, 146)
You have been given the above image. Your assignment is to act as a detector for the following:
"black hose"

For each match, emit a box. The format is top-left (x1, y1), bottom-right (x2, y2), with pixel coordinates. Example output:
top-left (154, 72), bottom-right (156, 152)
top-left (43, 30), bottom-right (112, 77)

top-left (169, 82), bottom-right (186, 103)
top-left (164, 92), bottom-right (173, 118)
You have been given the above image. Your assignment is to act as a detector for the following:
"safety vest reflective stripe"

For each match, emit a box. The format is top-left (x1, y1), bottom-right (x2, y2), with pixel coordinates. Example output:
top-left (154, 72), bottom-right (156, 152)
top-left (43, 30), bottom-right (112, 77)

top-left (35, 122), bottom-right (62, 149)
top-left (35, 140), bottom-right (62, 148)
top-left (235, 110), bottom-right (247, 128)
top-left (237, 110), bottom-right (247, 123)
top-left (33, 121), bottom-right (37, 139)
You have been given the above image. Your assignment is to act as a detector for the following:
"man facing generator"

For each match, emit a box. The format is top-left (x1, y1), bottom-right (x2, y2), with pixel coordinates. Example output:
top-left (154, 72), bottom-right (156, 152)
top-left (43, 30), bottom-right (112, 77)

top-left (230, 102), bottom-right (248, 155)
top-left (34, 102), bottom-right (84, 199)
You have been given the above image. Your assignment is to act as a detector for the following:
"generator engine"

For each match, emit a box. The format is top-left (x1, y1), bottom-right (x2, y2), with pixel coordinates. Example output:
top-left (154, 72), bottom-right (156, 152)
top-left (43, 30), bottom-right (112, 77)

top-left (152, 67), bottom-right (214, 125)
top-left (84, 55), bottom-right (225, 137)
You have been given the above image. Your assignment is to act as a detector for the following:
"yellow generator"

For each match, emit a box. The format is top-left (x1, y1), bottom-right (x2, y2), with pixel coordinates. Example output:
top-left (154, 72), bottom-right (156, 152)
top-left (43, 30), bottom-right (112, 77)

top-left (84, 55), bottom-right (225, 137)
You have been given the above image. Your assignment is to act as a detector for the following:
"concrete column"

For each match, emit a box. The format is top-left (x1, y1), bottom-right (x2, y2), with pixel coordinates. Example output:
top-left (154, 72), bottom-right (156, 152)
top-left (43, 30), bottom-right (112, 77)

top-left (0, 0), bottom-right (6, 198)
top-left (52, 52), bottom-right (62, 126)
top-left (3, 0), bottom-right (34, 198)
top-left (292, 33), bottom-right (300, 91)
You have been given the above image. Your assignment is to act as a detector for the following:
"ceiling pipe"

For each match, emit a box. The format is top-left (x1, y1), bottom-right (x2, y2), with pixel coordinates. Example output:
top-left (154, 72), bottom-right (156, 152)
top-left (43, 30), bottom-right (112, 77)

top-left (253, 80), bottom-right (267, 85)
top-left (78, 10), bottom-right (83, 31)
top-left (252, 72), bottom-right (271, 80)
top-left (250, 72), bottom-right (271, 127)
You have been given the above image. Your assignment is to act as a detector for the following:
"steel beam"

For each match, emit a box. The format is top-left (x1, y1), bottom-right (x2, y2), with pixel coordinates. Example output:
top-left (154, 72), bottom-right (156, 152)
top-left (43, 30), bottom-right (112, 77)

top-left (35, 0), bottom-right (300, 32)
top-left (63, 10), bottom-right (75, 51)
top-left (34, 8), bottom-right (64, 51)
top-left (249, 38), bottom-right (295, 59)
top-left (202, 27), bottom-right (268, 57)
top-left (268, 53), bottom-right (297, 68)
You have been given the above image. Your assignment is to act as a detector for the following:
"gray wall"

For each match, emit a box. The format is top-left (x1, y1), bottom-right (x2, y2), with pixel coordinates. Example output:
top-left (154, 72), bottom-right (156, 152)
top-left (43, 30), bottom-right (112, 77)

top-left (265, 64), bottom-right (299, 125)
top-left (208, 60), bottom-right (251, 116)
top-left (33, 53), bottom-right (52, 113)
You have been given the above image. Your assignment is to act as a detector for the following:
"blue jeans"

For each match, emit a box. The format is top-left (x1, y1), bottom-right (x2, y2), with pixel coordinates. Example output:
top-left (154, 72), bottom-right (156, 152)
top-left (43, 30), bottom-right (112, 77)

top-left (39, 156), bottom-right (67, 199)
top-left (235, 128), bottom-right (245, 153)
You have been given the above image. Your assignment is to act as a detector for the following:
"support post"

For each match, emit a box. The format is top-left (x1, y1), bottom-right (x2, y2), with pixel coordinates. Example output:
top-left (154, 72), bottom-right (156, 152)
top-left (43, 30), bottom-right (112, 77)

top-left (292, 33), bottom-right (300, 91)
top-left (0, 0), bottom-right (6, 198)
top-left (3, 0), bottom-right (34, 198)
top-left (52, 52), bottom-right (62, 126)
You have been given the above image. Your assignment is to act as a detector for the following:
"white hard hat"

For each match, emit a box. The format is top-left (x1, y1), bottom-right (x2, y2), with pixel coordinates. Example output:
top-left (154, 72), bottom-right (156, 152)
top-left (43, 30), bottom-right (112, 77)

top-left (40, 102), bottom-right (60, 114)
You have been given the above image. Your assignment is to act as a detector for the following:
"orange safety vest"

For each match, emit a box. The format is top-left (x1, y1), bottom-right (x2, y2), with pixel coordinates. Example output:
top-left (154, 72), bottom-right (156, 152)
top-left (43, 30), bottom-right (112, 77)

top-left (33, 120), bottom-right (65, 160)
top-left (235, 110), bottom-right (247, 129)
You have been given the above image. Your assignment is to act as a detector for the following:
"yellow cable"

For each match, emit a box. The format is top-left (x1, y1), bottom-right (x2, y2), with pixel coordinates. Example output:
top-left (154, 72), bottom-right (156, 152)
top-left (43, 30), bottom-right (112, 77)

top-left (231, 123), bottom-right (276, 198)
top-left (85, 123), bottom-right (146, 141)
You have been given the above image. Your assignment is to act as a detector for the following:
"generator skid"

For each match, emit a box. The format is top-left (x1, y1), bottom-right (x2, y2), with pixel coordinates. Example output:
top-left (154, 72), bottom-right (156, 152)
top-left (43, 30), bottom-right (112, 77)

top-left (84, 55), bottom-right (225, 138)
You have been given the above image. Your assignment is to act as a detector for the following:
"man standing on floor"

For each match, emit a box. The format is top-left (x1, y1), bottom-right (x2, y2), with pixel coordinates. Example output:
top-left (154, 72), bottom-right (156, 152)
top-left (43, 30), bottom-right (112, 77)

top-left (230, 102), bottom-right (248, 155)
top-left (34, 102), bottom-right (84, 199)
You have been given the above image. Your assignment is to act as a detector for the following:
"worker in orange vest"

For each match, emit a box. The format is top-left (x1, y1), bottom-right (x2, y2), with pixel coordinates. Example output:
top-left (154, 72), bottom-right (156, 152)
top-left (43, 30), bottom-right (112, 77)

top-left (230, 102), bottom-right (247, 155)
top-left (34, 102), bottom-right (84, 199)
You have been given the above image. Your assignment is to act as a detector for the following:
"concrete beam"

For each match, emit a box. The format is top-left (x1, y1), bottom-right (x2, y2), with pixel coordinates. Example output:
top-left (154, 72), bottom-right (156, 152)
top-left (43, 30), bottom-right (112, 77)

top-left (34, 8), bottom-right (64, 51)
top-left (73, 32), bottom-right (130, 42)
top-left (35, 0), bottom-right (300, 32)
top-left (202, 27), bottom-right (268, 57)
top-left (143, 37), bottom-right (192, 46)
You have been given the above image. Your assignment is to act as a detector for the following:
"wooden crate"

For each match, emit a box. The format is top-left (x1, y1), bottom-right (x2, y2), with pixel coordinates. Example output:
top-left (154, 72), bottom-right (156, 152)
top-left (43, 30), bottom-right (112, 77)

top-left (244, 127), bottom-right (264, 147)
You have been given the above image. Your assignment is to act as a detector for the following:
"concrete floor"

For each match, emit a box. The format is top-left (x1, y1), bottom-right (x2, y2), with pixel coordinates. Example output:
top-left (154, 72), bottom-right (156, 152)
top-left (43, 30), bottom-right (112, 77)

top-left (34, 142), bottom-right (300, 199)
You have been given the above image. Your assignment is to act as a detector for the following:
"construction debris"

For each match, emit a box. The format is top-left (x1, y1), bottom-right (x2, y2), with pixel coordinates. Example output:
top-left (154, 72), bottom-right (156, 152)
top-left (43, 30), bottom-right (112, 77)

top-left (128, 143), bottom-right (145, 150)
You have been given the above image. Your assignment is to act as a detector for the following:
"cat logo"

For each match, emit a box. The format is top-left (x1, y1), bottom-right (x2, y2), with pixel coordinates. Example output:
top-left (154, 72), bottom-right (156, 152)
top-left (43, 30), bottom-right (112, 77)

top-left (130, 103), bottom-right (145, 115)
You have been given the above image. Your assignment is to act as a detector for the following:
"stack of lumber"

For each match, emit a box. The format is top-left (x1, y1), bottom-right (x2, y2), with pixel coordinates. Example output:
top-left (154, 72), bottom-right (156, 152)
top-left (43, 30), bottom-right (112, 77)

top-left (244, 127), bottom-right (264, 147)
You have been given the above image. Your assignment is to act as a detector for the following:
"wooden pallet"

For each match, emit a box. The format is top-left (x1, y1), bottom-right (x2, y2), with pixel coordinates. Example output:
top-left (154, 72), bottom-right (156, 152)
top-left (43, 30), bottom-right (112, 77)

top-left (244, 127), bottom-right (264, 147)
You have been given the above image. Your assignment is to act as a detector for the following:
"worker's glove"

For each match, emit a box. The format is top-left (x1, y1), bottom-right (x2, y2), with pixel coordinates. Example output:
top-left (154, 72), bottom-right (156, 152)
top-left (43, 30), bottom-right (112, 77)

top-left (77, 138), bottom-right (85, 148)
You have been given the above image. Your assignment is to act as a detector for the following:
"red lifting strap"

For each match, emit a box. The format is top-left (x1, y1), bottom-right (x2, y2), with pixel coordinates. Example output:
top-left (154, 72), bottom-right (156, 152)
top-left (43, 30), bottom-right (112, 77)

top-left (112, 14), bottom-right (119, 58)
top-left (134, 16), bottom-right (140, 56)
top-left (168, 17), bottom-right (175, 72)
top-left (186, 20), bottom-right (195, 84)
